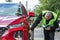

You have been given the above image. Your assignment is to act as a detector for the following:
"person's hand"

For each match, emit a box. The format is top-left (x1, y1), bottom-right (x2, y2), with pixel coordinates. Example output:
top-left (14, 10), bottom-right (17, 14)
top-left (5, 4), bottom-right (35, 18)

top-left (45, 27), bottom-right (51, 31)
top-left (29, 30), bottom-right (32, 33)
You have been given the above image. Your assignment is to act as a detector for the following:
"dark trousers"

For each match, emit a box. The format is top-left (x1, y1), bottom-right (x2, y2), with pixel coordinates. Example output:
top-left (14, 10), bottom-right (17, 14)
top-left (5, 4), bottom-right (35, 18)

top-left (44, 29), bottom-right (55, 40)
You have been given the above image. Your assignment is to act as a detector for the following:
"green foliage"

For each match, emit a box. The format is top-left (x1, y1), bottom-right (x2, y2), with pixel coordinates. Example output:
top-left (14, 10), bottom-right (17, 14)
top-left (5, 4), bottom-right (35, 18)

top-left (33, 5), bottom-right (42, 16)
top-left (33, 0), bottom-right (60, 17)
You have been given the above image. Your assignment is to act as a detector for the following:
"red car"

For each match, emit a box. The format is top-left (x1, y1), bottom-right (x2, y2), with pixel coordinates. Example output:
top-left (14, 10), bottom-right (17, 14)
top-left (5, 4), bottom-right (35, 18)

top-left (0, 2), bottom-right (34, 40)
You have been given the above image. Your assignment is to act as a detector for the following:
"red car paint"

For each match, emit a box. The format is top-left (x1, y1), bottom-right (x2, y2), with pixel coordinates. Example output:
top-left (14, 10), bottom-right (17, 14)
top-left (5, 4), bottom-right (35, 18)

top-left (28, 12), bottom-right (35, 17)
top-left (0, 3), bottom-right (34, 40)
top-left (1, 16), bottom-right (29, 40)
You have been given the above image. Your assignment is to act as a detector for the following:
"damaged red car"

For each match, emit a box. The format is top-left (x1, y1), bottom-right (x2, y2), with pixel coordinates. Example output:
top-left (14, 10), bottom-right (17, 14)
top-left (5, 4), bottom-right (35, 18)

top-left (0, 2), bottom-right (34, 40)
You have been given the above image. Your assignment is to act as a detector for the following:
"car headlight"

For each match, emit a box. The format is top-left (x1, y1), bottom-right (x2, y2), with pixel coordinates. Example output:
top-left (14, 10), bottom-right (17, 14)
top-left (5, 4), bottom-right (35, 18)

top-left (9, 22), bottom-right (24, 28)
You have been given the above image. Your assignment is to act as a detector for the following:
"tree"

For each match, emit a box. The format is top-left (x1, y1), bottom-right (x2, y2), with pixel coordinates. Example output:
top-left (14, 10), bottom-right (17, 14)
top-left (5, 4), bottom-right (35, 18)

top-left (33, 0), bottom-right (60, 17)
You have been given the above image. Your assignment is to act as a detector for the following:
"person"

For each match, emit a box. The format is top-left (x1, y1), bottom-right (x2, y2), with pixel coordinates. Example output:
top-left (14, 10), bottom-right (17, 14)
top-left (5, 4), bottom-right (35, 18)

top-left (30, 10), bottom-right (59, 40)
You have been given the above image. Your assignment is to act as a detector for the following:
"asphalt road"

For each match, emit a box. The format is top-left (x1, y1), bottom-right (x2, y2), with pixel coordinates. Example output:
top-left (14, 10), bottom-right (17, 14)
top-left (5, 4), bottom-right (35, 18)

top-left (34, 28), bottom-right (60, 40)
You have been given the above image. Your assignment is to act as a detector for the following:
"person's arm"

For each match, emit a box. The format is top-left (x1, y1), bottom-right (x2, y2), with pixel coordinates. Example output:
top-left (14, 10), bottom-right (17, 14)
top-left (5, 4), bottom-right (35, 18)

top-left (31, 13), bottom-right (42, 31)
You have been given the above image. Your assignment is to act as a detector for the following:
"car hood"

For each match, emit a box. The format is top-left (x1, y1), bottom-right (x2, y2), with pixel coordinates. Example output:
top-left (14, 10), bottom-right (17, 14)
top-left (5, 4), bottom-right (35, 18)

top-left (0, 16), bottom-right (21, 27)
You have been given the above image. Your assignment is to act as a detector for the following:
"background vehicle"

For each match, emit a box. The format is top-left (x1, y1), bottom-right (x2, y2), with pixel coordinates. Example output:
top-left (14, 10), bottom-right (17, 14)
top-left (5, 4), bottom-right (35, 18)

top-left (56, 18), bottom-right (60, 32)
top-left (0, 2), bottom-right (34, 40)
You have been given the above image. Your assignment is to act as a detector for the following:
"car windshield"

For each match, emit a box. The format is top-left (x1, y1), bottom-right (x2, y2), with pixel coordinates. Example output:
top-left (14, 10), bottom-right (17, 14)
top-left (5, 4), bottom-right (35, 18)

top-left (0, 3), bottom-right (21, 16)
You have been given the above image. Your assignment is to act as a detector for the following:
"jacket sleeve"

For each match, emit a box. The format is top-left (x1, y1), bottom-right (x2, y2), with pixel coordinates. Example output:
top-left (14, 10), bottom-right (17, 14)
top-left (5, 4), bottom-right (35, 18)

top-left (31, 13), bottom-right (42, 31)
top-left (51, 20), bottom-right (59, 30)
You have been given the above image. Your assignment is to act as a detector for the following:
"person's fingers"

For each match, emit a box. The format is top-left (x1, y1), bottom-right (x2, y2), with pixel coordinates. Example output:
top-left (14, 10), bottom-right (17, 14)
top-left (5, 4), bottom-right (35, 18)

top-left (46, 27), bottom-right (50, 30)
top-left (29, 30), bottom-right (32, 33)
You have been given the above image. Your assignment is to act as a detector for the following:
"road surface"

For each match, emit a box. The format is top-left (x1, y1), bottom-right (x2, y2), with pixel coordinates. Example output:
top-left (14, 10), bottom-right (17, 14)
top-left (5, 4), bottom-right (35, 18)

top-left (34, 28), bottom-right (60, 40)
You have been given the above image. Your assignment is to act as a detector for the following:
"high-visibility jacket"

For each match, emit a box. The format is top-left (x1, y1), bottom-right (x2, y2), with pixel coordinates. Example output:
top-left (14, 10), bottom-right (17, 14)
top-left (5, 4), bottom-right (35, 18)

top-left (42, 11), bottom-right (57, 27)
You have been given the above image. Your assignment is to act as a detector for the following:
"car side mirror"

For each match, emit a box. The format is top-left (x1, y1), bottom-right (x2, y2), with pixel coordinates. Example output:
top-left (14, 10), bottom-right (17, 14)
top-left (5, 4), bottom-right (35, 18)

top-left (28, 12), bottom-right (35, 17)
